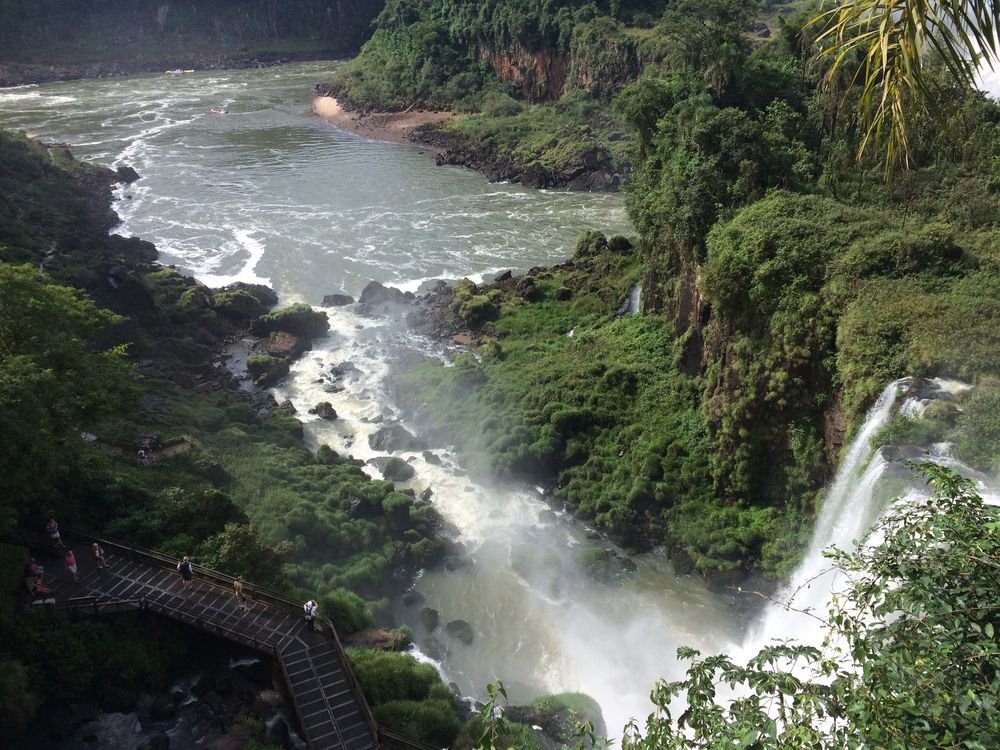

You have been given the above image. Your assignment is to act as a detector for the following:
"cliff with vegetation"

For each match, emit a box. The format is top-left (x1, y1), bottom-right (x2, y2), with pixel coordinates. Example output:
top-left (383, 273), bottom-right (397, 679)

top-left (0, 130), bottom-right (469, 746)
top-left (390, 0), bottom-right (1000, 582)
top-left (0, 0), bottom-right (385, 85)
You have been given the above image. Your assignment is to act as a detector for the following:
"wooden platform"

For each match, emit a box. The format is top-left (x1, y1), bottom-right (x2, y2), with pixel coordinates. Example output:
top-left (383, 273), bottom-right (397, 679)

top-left (14, 531), bottom-right (437, 750)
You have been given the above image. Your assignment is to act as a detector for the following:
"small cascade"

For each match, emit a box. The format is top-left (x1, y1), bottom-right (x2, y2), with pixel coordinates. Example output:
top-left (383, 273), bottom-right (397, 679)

top-left (627, 284), bottom-right (641, 314)
top-left (747, 379), bottom-right (906, 646)
top-left (747, 376), bottom-right (996, 651)
top-left (614, 284), bottom-right (642, 316)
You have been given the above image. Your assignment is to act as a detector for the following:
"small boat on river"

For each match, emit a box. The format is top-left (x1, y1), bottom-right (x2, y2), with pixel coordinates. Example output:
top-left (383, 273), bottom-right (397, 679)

top-left (210, 106), bottom-right (228, 114)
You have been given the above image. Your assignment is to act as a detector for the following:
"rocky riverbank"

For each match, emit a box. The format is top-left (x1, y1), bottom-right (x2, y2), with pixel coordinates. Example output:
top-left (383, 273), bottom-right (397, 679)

top-left (314, 83), bottom-right (628, 191)
top-left (415, 123), bottom-right (624, 191)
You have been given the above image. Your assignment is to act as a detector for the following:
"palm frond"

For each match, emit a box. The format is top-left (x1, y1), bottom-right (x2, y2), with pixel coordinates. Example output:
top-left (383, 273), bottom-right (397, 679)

top-left (808, 0), bottom-right (1000, 177)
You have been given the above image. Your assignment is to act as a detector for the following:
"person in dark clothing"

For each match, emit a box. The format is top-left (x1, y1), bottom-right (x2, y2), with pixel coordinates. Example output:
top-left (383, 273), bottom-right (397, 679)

top-left (177, 556), bottom-right (194, 590)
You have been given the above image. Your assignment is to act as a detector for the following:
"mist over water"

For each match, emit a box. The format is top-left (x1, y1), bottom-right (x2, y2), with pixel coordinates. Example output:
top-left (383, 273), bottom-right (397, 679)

top-left (3, 64), bottom-right (735, 732)
top-left (6, 64), bottom-right (996, 739)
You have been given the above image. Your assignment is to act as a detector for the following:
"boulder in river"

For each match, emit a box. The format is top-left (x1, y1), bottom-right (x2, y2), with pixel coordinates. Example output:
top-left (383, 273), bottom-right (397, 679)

top-left (379, 456), bottom-right (415, 482)
top-left (251, 303), bottom-right (330, 341)
top-left (116, 164), bottom-right (141, 183)
top-left (309, 401), bottom-right (338, 420)
top-left (322, 293), bottom-right (355, 306)
top-left (420, 607), bottom-right (440, 632)
top-left (358, 280), bottom-right (413, 306)
top-left (578, 547), bottom-right (638, 583)
top-left (445, 619), bottom-right (474, 645)
top-left (368, 422), bottom-right (427, 452)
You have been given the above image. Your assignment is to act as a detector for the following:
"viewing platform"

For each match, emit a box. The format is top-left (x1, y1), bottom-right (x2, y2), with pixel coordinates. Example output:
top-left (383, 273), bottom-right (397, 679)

top-left (11, 529), bottom-right (436, 750)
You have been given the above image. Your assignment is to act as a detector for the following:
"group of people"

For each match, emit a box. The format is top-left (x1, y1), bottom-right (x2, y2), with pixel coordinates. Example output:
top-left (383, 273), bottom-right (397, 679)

top-left (26, 515), bottom-right (109, 598)
top-left (42, 515), bottom-right (318, 633)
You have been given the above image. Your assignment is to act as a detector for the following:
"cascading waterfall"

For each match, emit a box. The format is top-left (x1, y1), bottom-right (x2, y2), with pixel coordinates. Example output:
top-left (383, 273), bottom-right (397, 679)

top-left (746, 379), bottom-right (906, 647)
top-left (747, 376), bottom-right (996, 652)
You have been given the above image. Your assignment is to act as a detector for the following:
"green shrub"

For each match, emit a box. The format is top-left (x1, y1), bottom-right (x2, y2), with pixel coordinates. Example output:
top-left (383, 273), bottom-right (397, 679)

top-left (954, 391), bottom-right (1000, 472)
top-left (348, 649), bottom-right (448, 705)
top-left (319, 588), bottom-right (372, 634)
top-left (374, 698), bottom-right (462, 747)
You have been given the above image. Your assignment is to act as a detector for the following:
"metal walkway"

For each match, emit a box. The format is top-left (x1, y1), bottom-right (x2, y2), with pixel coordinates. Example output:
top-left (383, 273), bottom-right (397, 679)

top-left (15, 530), bottom-right (436, 750)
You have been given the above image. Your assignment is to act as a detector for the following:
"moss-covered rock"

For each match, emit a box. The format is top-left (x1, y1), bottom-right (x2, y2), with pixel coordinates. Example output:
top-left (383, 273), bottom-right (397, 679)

top-left (381, 457), bottom-right (416, 482)
top-left (251, 303), bottom-right (329, 341)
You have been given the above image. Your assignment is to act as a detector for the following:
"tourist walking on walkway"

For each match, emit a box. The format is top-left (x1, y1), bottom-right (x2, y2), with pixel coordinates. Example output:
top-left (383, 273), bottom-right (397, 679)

top-left (92, 542), bottom-right (108, 570)
top-left (234, 575), bottom-right (250, 612)
top-left (46, 514), bottom-right (64, 550)
top-left (64, 549), bottom-right (79, 583)
top-left (177, 556), bottom-right (194, 591)
top-left (303, 598), bottom-right (318, 632)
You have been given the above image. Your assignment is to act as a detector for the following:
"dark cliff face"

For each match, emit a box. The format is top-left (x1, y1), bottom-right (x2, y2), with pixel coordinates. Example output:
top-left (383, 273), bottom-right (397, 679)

top-left (0, 0), bottom-right (384, 77)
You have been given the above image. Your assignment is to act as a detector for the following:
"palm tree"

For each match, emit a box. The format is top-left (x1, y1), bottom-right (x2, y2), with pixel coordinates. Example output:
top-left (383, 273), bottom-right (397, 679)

top-left (810, 0), bottom-right (1000, 175)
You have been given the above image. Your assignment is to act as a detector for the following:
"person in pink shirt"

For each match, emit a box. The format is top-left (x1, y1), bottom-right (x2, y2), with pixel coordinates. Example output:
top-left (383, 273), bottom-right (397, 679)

top-left (64, 548), bottom-right (79, 583)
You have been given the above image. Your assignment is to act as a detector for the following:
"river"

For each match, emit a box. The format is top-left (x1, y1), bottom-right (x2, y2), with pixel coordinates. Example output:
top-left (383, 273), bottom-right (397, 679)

top-left (0, 62), bottom-right (764, 737)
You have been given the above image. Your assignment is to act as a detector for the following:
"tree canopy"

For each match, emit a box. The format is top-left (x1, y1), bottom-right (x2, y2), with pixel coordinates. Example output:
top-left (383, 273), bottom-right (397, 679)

top-left (0, 263), bottom-right (135, 520)
top-left (811, 0), bottom-right (1000, 174)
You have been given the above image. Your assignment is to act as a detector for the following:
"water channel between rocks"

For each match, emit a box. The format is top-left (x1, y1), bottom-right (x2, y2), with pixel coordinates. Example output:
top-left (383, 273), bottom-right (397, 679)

top-left (11, 62), bottom-right (986, 738)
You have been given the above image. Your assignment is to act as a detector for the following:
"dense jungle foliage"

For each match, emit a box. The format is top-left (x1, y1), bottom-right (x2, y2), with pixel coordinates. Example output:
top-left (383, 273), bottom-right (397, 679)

top-left (0, 0), bottom-right (384, 73)
top-left (464, 465), bottom-right (1000, 750)
top-left (0, 131), bottom-right (463, 746)
top-left (393, 0), bottom-right (1000, 581)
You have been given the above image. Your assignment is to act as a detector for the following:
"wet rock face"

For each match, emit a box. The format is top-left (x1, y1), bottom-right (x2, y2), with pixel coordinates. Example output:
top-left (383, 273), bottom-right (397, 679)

top-left (266, 330), bottom-right (304, 358)
top-left (368, 422), bottom-right (427, 452)
top-left (322, 293), bottom-right (355, 307)
top-left (358, 280), bottom-right (414, 306)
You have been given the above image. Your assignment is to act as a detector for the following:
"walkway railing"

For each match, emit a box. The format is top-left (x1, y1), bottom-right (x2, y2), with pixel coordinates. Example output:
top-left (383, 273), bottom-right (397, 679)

top-left (7, 526), bottom-right (441, 750)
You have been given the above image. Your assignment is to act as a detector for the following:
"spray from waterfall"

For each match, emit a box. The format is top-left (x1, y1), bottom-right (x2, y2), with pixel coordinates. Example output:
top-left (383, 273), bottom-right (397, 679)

top-left (746, 376), bottom-right (997, 652)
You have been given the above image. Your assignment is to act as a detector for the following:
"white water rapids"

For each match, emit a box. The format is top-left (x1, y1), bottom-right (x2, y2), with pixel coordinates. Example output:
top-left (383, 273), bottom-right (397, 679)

top-left (3, 65), bottom-right (998, 741)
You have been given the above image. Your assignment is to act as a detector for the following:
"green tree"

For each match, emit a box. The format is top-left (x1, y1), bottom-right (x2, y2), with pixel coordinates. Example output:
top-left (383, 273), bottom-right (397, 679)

top-left (620, 463), bottom-right (1000, 749)
top-left (811, 0), bottom-right (1000, 173)
top-left (0, 264), bottom-right (136, 520)
top-left (198, 522), bottom-right (293, 585)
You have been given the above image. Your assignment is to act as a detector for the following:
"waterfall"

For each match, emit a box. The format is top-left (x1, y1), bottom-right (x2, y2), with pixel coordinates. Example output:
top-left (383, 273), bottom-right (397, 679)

top-left (747, 377), bottom-right (997, 650)
top-left (627, 284), bottom-right (641, 314)
top-left (747, 379), bottom-right (907, 646)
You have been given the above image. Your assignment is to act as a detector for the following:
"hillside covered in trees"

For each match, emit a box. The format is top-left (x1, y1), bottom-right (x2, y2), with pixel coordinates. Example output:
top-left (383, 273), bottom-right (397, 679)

top-left (0, 0), bottom-right (385, 84)
top-left (333, 0), bottom-right (1000, 580)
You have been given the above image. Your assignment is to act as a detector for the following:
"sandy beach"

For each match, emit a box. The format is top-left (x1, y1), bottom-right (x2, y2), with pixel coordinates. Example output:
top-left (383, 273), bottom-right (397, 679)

top-left (312, 96), bottom-right (454, 153)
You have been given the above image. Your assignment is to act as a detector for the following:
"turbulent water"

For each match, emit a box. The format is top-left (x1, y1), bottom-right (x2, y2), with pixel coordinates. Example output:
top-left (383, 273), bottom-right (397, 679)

top-left (5, 63), bottom-right (995, 740)
top-left (1, 63), bottom-right (741, 734)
